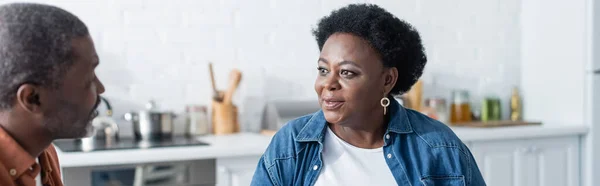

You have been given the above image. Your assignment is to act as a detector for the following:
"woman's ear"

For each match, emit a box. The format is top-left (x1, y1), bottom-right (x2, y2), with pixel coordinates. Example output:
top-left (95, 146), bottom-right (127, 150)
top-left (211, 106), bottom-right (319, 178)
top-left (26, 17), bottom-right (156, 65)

top-left (16, 84), bottom-right (43, 113)
top-left (383, 67), bottom-right (398, 95)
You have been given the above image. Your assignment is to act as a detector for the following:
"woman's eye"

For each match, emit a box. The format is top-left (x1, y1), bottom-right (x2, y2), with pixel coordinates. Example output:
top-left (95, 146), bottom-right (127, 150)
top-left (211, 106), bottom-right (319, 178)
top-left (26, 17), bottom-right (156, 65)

top-left (341, 70), bottom-right (355, 76)
top-left (317, 67), bottom-right (329, 75)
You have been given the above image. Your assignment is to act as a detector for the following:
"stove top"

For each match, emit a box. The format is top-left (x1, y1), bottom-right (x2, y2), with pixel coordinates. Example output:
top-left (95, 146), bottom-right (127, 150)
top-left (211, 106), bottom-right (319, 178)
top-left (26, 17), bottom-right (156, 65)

top-left (53, 136), bottom-right (209, 152)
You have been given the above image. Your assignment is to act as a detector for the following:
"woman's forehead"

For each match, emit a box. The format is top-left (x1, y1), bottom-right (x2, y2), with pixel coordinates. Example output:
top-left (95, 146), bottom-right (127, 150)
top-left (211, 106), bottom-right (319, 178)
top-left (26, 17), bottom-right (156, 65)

top-left (320, 33), bottom-right (380, 66)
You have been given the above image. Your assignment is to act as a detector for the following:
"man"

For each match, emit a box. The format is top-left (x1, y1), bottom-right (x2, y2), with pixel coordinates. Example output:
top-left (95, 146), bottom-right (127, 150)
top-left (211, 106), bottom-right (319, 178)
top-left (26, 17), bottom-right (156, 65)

top-left (0, 3), bottom-right (105, 186)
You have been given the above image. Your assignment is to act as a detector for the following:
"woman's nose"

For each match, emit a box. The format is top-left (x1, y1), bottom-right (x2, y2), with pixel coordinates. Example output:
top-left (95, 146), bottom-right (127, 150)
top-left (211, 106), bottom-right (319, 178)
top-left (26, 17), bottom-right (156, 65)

top-left (323, 74), bottom-right (341, 91)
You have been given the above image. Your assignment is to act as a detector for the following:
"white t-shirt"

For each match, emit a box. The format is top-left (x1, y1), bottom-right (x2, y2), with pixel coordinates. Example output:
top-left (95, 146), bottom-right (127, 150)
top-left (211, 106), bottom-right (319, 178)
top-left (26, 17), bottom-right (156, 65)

top-left (313, 127), bottom-right (397, 186)
top-left (35, 158), bottom-right (42, 186)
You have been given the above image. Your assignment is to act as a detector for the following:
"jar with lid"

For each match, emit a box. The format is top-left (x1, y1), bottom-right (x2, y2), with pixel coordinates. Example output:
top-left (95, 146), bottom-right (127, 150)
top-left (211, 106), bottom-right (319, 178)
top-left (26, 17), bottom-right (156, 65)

top-left (422, 98), bottom-right (449, 124)
top-left (450, 90), bottom-right (472, 124)
top-left (185, 105), bottom-right (210, 137)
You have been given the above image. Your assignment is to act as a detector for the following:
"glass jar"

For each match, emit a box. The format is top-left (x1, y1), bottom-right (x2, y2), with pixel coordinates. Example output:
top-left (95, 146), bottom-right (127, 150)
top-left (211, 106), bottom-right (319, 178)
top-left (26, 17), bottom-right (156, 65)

top-left (185, 105), bottom-right (210, 137)
top-left (450, 90), bottom-right (472, 124)
top-left (423, 98), bottom-right (449, 124)
top-left (481, 97), bottom-right (502, 122)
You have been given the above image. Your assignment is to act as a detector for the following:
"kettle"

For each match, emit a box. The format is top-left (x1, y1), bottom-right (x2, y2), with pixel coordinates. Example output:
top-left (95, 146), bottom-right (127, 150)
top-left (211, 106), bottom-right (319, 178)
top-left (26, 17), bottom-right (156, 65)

top-left (79, 96), bottom-right (120, 150)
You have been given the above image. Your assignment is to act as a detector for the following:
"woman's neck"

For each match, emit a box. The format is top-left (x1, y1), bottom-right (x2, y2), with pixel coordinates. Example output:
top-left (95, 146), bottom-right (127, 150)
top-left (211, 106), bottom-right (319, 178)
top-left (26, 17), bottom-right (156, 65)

top-left (328, 111), bottom-right (388, 149)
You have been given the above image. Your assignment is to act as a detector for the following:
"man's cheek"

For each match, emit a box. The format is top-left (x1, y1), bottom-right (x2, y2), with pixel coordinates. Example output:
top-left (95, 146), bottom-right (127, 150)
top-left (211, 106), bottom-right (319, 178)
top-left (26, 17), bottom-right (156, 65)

top-left (86, 96), bottom-right (96, 109)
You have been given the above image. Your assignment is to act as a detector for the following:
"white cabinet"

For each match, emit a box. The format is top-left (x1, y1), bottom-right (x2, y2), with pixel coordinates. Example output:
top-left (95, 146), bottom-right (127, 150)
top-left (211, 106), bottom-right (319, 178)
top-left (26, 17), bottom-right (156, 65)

top-left (590, 68), bottom-right (600, 186)
top-left (208, 131), bottom-right (585, 186)
top-left (470, 136), bottom-right (580, 186)
top-left (217, 155), bottom-right (261, 186)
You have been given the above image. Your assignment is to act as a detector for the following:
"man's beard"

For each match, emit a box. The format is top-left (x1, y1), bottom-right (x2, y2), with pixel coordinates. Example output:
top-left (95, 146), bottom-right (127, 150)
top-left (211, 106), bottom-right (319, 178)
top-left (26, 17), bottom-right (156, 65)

top-left (45, 97), bottom-right (101, 139)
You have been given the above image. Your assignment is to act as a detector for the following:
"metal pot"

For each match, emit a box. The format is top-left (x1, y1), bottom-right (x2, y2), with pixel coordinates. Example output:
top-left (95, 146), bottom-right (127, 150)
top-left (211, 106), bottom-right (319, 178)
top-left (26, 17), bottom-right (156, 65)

top-left (124, 101), bottom-right (177, 141)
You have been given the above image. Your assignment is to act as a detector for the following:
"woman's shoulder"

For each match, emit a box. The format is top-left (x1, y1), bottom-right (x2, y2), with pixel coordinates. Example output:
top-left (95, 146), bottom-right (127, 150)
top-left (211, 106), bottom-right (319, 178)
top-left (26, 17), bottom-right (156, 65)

top-left (275, 112), bottom-right (320, 138)
top-left (403, 109), bottom-right (466, 148)
top-left (262, 111), bottom-right (324, 161)
top-left (401, 109), bottom-right (485, 186)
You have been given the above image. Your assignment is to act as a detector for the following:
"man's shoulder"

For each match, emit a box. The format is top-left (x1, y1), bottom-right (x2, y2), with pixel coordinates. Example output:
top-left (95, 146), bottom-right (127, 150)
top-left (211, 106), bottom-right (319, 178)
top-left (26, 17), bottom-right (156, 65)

top-left (45, 144), bottom-right (58, 155)
top-left (43, 144), bottom-right (62, 175)
top-left (0, 161), bottom-right (14, 186)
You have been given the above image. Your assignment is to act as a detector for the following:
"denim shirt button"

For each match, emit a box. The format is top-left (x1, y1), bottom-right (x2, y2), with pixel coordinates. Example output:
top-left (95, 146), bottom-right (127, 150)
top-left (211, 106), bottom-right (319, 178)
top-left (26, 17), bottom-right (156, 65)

top-left (313, 165), bottom-right (319, 170)
top-left (385, 134), bottom-right (390, 139)
top-left (387, 153), bottom-right (392, 159)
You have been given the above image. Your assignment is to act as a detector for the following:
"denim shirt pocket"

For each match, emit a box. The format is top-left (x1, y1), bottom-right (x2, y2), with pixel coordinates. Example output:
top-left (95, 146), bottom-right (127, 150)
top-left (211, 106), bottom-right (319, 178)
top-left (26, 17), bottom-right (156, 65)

top-left (420, 175), bottom-right (465, 186)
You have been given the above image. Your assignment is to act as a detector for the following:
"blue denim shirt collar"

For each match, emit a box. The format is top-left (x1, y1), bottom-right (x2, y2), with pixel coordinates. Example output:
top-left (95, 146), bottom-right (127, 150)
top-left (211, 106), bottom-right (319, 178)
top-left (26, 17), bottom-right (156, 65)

top-left (295, 97), bottom-right (414, 143)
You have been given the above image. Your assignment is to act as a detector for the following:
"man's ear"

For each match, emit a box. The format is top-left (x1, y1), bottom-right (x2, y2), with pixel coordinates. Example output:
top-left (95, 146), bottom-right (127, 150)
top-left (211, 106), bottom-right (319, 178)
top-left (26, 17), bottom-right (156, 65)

top-left (16, 84), bottom-right (43, 113)
top-left (383, 67), bottom-right (399, 95)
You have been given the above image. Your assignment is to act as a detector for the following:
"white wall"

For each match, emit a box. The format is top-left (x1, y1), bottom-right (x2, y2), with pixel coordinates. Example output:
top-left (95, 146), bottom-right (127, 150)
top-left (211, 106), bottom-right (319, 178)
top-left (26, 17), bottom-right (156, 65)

top-left (520, 0), bottom-right (594, 185)
top-left (521, 0), bottom-right (589, 126)
top-left (588, 0), bottom-right (599, 186)
top-left (0, 0), bottom-right (523, 132)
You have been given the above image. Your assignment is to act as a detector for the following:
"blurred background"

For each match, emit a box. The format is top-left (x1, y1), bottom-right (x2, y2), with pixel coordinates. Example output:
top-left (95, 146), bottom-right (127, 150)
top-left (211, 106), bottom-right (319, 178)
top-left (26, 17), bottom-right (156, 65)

top-left (2, 0), bottom-right (597, 186)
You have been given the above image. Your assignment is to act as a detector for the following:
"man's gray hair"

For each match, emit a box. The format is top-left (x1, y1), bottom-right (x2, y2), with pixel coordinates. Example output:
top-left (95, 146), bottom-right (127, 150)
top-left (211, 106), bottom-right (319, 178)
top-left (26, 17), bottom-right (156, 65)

top-left (0, 3), bottom-right (89, 109)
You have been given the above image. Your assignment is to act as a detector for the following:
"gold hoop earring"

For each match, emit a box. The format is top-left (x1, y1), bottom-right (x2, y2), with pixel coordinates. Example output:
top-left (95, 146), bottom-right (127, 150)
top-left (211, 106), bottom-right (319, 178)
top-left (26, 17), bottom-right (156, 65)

top-left (381, 97), bottom-right (390, 115)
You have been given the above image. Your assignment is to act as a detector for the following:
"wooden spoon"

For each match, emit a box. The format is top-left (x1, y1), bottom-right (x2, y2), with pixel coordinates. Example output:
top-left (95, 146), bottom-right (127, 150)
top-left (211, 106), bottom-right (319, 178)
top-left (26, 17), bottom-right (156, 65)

top-left (208, 62), bottom-right (222, 101)
top-left (222, 69), bottom-right (242, 104)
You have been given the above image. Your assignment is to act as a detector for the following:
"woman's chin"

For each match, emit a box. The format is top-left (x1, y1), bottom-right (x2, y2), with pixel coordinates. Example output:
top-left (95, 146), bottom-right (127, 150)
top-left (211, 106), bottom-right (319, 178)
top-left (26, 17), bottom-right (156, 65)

top-left (323, 111), bottom-right (345, 124)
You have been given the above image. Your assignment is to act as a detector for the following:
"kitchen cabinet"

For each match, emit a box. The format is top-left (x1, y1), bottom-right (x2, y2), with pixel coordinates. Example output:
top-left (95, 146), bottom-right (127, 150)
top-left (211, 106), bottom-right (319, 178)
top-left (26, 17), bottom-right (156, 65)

top-left (591, 71), bottom-right (600, 186)
top-left (57, 129), bottom-right (586, 186)
top-left (56, 133), bottom-right (272, 186)
top-left (206, 127), bottom-right (587, 186)
top-left (470, 136), bottom-right (580, 186)
top-left (216, 156), bottom-right (261, 186)
top-left (62, 159), bottom-right (216, 186)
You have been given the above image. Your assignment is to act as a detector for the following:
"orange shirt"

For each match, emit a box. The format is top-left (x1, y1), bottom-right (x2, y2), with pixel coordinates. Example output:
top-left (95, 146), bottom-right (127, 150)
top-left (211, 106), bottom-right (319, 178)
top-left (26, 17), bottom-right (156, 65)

top-left (0, 127), bottom-right (63, 186)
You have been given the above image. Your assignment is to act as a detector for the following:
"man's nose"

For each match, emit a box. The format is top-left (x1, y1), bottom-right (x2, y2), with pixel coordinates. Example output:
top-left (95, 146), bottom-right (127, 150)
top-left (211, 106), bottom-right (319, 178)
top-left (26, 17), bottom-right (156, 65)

top-left (96, 78), bottom-right (105, 94)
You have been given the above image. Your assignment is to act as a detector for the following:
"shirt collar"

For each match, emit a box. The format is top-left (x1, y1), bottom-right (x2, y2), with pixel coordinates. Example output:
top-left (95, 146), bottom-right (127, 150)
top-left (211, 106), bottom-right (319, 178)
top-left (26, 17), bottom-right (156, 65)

top-left (295, 97), bottom-right (414, 143)
top-left (0, 126), bottom-right (37, 180)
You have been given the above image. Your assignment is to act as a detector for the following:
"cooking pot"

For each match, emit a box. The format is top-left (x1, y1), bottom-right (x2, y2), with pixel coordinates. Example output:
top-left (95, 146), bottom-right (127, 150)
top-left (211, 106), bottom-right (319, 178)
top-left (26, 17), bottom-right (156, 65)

top-left (124, 100), bottom-right (177, 141)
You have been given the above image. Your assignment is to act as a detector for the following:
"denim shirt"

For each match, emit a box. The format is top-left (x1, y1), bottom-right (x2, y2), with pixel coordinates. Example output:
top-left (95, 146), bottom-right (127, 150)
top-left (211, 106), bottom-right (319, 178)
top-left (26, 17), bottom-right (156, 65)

top-left (251, 98), bottom-right (486, 186)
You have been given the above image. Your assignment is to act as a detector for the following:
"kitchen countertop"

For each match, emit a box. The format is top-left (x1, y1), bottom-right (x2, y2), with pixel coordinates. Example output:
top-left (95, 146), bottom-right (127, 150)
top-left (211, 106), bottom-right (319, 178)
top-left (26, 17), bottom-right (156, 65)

top-left (56, 124), bottom-right (588, 168)
top-left (450, 124), bottom-right (589, 141)
top-left (56, 133), bottom-right (273, 168)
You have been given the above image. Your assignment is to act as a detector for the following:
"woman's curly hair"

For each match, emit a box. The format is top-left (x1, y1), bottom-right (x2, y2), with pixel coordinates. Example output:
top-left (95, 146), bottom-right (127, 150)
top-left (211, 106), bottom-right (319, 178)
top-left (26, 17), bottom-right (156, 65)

top-left (312, 4), bottom-right (427, 95)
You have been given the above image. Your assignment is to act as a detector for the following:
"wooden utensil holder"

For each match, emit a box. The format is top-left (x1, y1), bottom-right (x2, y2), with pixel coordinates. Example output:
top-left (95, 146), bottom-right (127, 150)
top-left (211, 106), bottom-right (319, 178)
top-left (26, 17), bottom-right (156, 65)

top-left (211, 100), bottom-right (239, 135)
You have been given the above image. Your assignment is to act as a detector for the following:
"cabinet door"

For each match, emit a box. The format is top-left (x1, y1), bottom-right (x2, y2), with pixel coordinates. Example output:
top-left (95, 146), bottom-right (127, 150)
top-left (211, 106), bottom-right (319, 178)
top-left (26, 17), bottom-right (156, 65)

top-left (592, 69), bottom-right (600, 186)
top-left (471, 139), bottom-right (521, 186)
top-left (520, 136), bottom-right (580, 186)
top-left (217, 155), bottom-right (261, 186)
top-left (470, 136), bottom-right (580, 186)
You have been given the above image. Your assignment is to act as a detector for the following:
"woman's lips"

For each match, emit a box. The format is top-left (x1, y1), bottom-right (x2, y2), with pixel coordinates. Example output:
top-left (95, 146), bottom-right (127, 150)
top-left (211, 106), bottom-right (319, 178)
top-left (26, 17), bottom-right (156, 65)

top-left (322, 99), bottom-right (344, 110)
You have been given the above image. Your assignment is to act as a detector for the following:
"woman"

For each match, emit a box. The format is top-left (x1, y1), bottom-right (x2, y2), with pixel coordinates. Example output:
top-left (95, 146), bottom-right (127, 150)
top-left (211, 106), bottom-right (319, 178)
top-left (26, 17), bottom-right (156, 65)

top-left (251, 4), bottom-right (485, 186)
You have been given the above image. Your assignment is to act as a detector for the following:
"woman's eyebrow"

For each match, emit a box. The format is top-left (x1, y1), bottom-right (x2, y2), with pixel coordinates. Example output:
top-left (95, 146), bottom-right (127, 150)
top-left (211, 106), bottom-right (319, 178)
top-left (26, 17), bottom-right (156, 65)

top-left (318, 58), bottom-right (361, 68)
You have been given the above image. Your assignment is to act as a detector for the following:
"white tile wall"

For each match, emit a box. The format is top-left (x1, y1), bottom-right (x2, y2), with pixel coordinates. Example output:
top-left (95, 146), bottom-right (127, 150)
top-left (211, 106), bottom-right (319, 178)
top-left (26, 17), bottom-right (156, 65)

top-left (0, 0), bottom-right (522, 132)
top-left (520, 0), bottom-right (588, 126)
